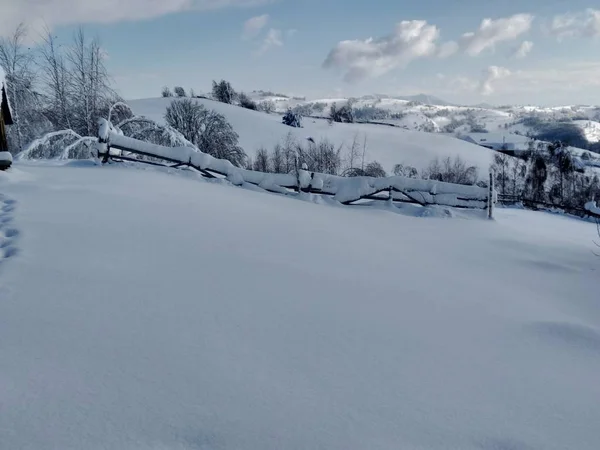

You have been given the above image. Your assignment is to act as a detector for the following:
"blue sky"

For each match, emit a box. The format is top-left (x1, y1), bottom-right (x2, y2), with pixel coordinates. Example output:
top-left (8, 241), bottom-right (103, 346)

top-left (2, 0), bottom-right (600, 105)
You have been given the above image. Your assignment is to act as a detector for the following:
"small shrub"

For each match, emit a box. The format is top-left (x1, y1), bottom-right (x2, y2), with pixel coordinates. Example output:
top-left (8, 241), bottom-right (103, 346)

top-left (238, 92), bottom-right (258, 111)
top-left (282, 109), bottom-right (302, 128)
top-left (174, 86), bottom-right (186, 97)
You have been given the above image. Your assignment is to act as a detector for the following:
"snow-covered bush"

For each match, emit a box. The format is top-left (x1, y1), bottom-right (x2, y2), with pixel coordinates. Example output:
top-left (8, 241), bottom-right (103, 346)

top-left (238, 92), bottom-right (258, 111)
top-left (165, 98), bottom-right (246, 167)
top-left (161, 86), bottom-right (173, 97)
top-left (211, 80), bottom-right (236, 104)
top-left (393, 163), bottom-right (419, 178)
top-left (422, 156), bottom-right (478, 186)
top-left (282, 109), bottom-right (302, 128)
top-left (256, 100), bottom-right (275, 114)
top-left (174, 86), bottom-right (186, 98)
top-left (344, 161), bottom-right (387, 178)
top-left (329, 102), bottom-right (354, 123)
top-left (257, 100), bottom-right (275, 114)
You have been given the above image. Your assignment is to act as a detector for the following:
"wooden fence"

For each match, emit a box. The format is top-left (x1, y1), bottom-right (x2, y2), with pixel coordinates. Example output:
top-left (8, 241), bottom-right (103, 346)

top-left (96, 119), bottom-right (497, 218)
top-left (498, 194), bottom-right (600, 220)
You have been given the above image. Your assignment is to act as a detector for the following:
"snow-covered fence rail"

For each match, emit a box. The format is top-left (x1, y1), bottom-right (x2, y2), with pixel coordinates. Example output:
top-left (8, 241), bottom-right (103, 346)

top-left (96, 118), bottom-right (496, 212)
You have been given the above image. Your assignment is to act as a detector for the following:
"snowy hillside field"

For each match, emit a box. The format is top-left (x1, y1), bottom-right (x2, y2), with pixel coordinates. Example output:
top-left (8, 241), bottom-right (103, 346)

top-left (1, 161), bottom-right (600, 449)
top-left (128, 98), bottom-right (497, 176)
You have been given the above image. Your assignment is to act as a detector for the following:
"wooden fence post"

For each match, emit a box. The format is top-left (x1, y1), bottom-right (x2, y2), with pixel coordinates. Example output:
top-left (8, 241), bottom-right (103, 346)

top-left (488, 170), bottom-right (495, 220)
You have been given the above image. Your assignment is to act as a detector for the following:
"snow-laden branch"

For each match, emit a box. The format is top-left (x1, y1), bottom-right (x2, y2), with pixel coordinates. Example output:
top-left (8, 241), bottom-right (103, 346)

top-left (16, 129), bottom-right (84, 160)
top-left (59, 137), bottom-right (96, 160)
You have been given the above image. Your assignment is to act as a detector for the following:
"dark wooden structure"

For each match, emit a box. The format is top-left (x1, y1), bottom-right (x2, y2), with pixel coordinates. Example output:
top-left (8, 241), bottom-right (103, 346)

top-left (1, 83), bottom-right (14, 169)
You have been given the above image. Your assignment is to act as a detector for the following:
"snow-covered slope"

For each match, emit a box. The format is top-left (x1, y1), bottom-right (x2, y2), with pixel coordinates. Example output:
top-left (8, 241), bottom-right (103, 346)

top-left (1, 161), bottom-right (599, 450)
top-left (128, 98), bottom-right (496, 175)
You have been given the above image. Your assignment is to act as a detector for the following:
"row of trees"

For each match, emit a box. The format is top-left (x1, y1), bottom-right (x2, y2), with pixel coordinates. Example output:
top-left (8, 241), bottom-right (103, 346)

top-left (490, 141), bottom-right (600, 210)
top-left (162, 80), bottom-right (277, 114)
top-left (0, 24), bottom-right (124, 155)
top-left (246, 131), bottom-right (481, 186)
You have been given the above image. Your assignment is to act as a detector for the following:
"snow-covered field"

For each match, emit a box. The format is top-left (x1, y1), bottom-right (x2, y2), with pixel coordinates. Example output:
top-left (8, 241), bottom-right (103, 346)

top-left (128, 98), bottom-right (497, 176)
top-left (1, 161), bottom-right (599, 450)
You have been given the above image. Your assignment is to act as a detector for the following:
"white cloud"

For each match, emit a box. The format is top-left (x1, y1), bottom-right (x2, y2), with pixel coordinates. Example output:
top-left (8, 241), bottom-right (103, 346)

top-left (479, 66), bottom-right (511, 95)
top-left (322, 20), bottom-right (440, 82)
top-left (461, 14), bottom-right (534, 56)
top-left (242, 14), bottom-right (269, 40)
top-left (437, 41), bottom-right (459, 58)
top-left (0, 0), bottom-right (278, 38)
top-left (512, 40), bottom-right (533, 59)
top-left (257, 28), bottom-right (283, 54)
top-left (548, 9), bottom-right (600, 40)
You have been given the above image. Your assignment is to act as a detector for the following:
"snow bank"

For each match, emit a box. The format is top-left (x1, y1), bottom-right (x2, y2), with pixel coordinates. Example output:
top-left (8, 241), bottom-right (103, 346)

top-left (100, 126), bottom-right (491, 208)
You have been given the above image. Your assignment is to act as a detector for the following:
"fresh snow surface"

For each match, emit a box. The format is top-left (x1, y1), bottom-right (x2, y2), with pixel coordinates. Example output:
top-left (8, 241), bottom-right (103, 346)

top-left (127, 98), bottom-right (496, 176)
top-left (1, 162), bottom-right (600, 450)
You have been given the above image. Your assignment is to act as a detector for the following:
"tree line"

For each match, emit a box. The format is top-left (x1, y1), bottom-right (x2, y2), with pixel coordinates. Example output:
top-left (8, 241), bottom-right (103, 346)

top-left (490, 140), bottom-right (600, 211)
top-left (0, 24), bottom-right (124, 155)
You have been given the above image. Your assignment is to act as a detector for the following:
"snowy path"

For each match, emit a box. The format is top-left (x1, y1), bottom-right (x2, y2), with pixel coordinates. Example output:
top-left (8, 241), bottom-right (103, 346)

top-left (0, 162), bottom-right (599, 450)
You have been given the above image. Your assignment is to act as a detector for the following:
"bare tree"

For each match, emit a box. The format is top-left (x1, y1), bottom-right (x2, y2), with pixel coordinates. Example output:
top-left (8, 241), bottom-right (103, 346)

top-left (161, 86), bottom-right (173, 97)
top-left (64, 28), bottom-right (114, 137)
top-left (0, 23), bottom-right (42, 152)
top-left (253, 147), bottom-right (271, 172)
top-left (271, 143), bottom-right (284, 173)
top-left (39, 28), bottom-right (72, 131)
top-left (345, 133), bottom-right (361, 171)
top-left (491, 152), bottom-right (511, 196)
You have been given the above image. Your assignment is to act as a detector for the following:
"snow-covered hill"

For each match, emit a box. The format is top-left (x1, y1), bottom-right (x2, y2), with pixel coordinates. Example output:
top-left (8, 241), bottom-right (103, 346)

top-left (235, 93), bottom-right (600, 149)
top-left (128, 97), bottom-right (496, 176)
top-left (1, 161), bottom-right (599, 450)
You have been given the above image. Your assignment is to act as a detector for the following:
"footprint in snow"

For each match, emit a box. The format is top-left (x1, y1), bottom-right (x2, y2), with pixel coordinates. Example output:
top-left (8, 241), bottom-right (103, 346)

top-left (0, 196), bottom-right (20, 267)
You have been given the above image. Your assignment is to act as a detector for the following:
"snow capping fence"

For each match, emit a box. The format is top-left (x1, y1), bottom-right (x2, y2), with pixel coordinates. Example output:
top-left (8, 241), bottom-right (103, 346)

top-left (96, 118), bottom-right (496, 215)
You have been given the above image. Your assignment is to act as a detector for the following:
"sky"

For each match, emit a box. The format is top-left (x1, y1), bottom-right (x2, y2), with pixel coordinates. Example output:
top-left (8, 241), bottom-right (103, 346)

top-left (1, 0), bottom-right (600, 106)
